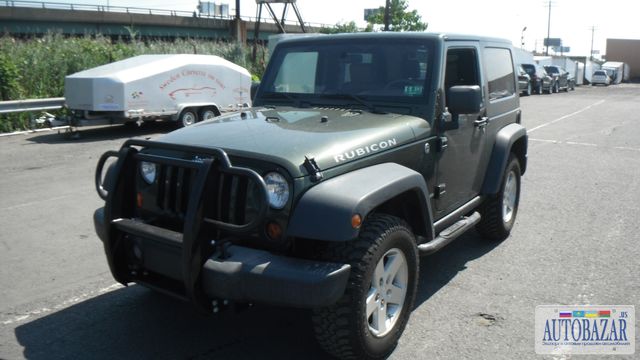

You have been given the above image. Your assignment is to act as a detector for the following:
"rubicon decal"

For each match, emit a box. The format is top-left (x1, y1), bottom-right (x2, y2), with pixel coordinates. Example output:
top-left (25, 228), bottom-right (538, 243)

top-left (334, 138), bottom-right (398, 163)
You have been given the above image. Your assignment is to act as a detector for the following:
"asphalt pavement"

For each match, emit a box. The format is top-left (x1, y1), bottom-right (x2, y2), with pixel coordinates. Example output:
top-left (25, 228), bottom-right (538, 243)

top-left (1, 84), bottom-right (639, 359)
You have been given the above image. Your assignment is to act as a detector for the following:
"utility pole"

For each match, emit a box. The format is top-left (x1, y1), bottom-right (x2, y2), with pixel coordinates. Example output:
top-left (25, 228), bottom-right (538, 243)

top-left (545, 1), bottom-right (553, 56)
top-left (235, 0), bottom-right (242, 43)
top-left (384, 0), bottom-right (391, 31)
top-left (589, 26), bottom-right (597, 61)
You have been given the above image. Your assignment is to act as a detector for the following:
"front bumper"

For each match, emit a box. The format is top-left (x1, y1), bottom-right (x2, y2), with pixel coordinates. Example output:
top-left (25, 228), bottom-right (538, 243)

top-left (94, 208), bottom-right (351, 308)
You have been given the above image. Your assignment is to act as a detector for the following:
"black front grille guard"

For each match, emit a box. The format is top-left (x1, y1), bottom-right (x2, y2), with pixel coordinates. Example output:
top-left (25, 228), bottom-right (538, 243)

top-left (95, 139), bottom-right (270, 308)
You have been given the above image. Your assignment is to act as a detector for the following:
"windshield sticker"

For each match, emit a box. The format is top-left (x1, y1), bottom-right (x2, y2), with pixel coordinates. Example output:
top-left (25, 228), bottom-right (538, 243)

top-left (334, 138), bottom-right (398, 163)
top-left (404, 85), bottom-right (423, 96)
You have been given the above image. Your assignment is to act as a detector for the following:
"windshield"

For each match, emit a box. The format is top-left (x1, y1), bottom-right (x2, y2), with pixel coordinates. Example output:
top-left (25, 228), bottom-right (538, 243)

top-left (545, 66), bottom-right (559, 74)
top-left (522, 64), bottom-right (535, 75)
top-left (257, 38), bottom-right (434, 108)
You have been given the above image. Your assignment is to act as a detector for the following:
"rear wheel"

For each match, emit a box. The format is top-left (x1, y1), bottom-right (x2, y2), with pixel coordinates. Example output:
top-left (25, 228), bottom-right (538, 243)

top-left (476, 155), bottom-right (521, 241)
top-left (313, 214), bottom-right (419, 360)
top-left (536, 81), bottom-right (543, 95)
top-left (199, 107), bottom-right (219, 122)
top-left (178, 108), bottom-right (198, 127)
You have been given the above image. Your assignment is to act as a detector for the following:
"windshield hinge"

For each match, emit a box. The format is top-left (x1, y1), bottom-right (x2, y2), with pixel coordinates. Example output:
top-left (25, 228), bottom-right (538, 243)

top-left (303, 156), bottom-right (323, 182)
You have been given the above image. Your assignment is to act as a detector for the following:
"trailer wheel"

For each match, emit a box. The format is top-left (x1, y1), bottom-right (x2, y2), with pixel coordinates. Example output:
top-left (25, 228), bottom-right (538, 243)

top-left (179, 109), bottom-right (198, 127)
top-left (199, 107), bottom-right (219, 122)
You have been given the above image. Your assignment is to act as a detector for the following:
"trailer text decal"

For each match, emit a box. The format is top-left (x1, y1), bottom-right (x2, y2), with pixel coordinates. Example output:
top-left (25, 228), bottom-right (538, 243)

top-left (159, 70), bottom-right (226, 91)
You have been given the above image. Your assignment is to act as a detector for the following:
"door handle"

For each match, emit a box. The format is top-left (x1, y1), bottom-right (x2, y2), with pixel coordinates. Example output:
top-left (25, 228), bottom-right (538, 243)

top-left (474, 117), bottom-right (488, 127)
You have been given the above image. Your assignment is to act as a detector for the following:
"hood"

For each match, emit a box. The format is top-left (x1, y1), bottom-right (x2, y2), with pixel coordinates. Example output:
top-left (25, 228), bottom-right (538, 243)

top-left (158, 107), bottom-right (430, 178)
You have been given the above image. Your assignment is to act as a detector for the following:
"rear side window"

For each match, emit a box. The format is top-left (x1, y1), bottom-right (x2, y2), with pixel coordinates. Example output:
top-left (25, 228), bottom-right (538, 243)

top-left (484, 48), bottom-right (515, 101)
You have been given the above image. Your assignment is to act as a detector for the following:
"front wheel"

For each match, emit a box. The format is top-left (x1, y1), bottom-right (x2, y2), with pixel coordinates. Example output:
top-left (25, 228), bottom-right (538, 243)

top-left (178, 108), bottom-right (198, 127)
top-left (476, 155), bottom-right (521, 241)
top-left (313, 214), bottom-right (419, 360)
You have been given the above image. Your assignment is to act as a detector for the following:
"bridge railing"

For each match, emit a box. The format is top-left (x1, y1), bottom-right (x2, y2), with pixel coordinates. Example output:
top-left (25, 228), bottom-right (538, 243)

top-left (1, 0), bottom-right (331, 29)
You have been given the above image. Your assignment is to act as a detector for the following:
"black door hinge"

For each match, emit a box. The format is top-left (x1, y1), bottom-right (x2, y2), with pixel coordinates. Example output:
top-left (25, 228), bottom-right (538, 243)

top-left (434, 184), bottom-right (446, 198)
top-left (438, 137), bottom-right (448, 152)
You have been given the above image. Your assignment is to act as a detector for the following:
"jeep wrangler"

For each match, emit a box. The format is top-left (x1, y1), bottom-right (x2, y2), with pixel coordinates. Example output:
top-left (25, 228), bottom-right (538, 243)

top-left (94, 33), bottom-right (527, 360)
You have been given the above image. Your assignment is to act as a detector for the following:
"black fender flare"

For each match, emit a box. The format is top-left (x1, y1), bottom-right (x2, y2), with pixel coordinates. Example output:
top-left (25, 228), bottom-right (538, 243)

top-left (287, 163), bottom-right (435, 242)
top-left (481, 123), bottom-right (528, 195)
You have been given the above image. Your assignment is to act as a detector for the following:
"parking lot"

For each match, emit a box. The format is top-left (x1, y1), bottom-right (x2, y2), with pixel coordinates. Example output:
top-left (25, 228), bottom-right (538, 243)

top-left (1, 84), bottom-right (639, 359)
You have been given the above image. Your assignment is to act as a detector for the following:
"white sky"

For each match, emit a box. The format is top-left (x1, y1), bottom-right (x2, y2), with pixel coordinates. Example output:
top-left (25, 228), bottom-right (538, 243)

top-left (52, 0), bottom-right (640, 57)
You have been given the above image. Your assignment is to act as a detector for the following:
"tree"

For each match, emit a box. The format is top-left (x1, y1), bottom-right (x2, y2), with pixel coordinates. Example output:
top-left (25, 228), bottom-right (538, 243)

top-left (367, 0), bottom-right (428, 32)
top-left (320, 21), bottom-right (372, 34)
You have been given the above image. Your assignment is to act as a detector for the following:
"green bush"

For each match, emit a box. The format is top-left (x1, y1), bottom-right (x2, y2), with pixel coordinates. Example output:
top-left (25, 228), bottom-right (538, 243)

top-left (0, 33), bottom-right (268, 131)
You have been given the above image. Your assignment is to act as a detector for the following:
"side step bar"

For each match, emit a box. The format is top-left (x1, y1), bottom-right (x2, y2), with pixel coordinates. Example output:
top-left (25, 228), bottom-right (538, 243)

top-left (418, 211), bottom-right (481, 255)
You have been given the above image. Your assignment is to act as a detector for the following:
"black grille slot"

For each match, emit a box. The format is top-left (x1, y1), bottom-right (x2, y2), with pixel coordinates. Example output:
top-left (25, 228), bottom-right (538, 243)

top-left (156, 165), bottom-right (195, 217)
top-left (151, 162), bottom-right (253, 227)
top-left (205, 172), bottom-right (251, 226)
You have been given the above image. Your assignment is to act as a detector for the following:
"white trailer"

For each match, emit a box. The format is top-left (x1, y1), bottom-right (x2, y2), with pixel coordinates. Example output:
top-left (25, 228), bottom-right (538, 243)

top-left (601, 61), bottom-right (628, 84)
top-left (64, 54), bottom-right (252, 127)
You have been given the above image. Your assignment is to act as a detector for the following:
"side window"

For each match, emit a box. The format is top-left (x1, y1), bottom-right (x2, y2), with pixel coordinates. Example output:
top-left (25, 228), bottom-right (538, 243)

top-left (484, 48), bottom-right (515, 101)
top-left (272, 52), bottom-right (318, 93)
top-left (444, 48), bottom-right (480, 107)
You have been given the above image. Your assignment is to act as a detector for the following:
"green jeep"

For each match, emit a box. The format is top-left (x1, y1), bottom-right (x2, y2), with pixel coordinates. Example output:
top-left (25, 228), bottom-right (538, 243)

top-left (94, 33), bottom-right (527, 359)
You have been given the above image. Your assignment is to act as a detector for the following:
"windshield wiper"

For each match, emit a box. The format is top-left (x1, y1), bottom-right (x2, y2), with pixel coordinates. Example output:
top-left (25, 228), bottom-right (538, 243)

top-left (260, 92), bottom-right (301, 106)
top-left (321, 94), bottom-right (385, 114)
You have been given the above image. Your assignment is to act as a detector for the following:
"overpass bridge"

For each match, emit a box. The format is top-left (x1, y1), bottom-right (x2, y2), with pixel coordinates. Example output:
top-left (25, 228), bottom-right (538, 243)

top-left (0, 1), bottom-right (325, 41)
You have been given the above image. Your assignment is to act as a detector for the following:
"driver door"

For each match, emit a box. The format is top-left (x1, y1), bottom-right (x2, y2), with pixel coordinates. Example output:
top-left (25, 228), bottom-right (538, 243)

top-left (434, 44), bottom-right (487, 217)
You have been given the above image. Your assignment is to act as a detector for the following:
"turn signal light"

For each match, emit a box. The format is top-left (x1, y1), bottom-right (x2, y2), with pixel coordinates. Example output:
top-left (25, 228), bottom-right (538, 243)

top-left (351, 214), bottom-right (362, 229)
top-left (137, 192), bottom-right (143, 208)
top-left (266, 222), bottom-right (283, 241)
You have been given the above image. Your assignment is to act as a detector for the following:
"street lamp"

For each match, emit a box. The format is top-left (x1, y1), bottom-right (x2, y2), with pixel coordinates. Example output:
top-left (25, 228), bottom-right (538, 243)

top-left (521, 26), bottom-right (527, 49)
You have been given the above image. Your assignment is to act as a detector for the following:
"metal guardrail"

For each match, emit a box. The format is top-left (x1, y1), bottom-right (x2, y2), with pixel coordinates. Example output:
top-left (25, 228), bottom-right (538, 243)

top-left (0, 97), bottom-right (65, 114)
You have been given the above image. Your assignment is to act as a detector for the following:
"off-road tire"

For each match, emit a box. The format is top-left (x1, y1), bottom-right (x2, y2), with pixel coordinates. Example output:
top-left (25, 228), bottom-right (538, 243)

top-left (312, 214), bottom-right (419, 360)
top-left (476, 155), bottom-right (521, 241)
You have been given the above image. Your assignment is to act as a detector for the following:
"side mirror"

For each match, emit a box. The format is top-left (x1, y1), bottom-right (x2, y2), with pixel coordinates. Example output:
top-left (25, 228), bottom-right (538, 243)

top-left (446, 85), bottom-right (482, 114)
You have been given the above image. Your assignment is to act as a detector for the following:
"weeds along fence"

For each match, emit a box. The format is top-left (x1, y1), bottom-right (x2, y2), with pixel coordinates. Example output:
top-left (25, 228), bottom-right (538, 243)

top-left (0, 33), bottom-right (269, 132)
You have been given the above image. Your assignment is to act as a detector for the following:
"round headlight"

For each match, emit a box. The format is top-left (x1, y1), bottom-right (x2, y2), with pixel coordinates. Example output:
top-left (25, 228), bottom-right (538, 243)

top-left (264, 172), bottom-right (289, 209)
top-left (140, 161), bottom-right (157, 184)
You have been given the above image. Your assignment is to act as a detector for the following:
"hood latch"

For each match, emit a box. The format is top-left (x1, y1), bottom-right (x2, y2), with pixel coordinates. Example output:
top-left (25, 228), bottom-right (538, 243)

top-left (303, 156), bottom-right (323, 182)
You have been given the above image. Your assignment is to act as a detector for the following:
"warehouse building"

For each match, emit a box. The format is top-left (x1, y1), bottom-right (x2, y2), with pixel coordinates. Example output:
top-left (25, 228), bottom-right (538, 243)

top-left (606, 38), bottom-right (640, 82)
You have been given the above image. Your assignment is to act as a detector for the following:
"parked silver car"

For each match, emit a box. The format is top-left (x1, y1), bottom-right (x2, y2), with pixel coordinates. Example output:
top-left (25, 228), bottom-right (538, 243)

top-left (591, 70), bottom-right (611, 86)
